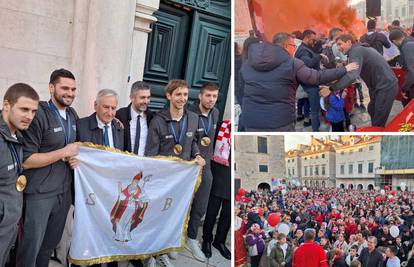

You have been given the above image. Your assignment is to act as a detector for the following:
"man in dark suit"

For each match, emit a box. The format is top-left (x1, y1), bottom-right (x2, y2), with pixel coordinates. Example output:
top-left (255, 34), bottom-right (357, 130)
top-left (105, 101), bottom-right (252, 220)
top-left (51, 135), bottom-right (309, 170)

top-left (76, 89), bottom-right (124, 150)
top-left (201, 121), bottom-right (231, 260)
top-left (74, 89), bottom-right (123, 267)
top-left (114, 81), bottom-right (152, 267)
top-left (116, 81), bottom-right (153, 156)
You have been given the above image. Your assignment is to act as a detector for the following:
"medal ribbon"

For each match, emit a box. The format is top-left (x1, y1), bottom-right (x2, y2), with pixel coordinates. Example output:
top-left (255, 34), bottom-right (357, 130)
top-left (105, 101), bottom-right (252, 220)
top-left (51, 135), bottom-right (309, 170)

top-left (169, 115), bottom-right (187, 145)
top-left (200, 112), bottom-right (212, 137)
top-left (48, 100), bottom-right (71, 144)
top-left (8, 143), bottom-right (23, 175)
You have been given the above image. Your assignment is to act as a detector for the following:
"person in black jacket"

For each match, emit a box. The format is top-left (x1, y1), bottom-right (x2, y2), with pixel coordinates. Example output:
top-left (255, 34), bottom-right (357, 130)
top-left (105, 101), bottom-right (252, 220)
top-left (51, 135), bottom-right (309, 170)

top-left (19, 69), bottom-right (79, 267)
top-left (360, 19), bottom-right (391, 55)
top-left (295, 29), bottom-right (329, 131)
top-left (201, 121), bottom-right (231, 260)
top-left (389, 29), bottom-right (414, 106)
top-left (186, 83), bottom-right (219, 262)
top-left (332, 34), bottom-right (398, 127)
top-left (235, 42), bottom-right (243, 106)
top-left (359, 236), bottom-right (384, 267)
top-left (0, 84), bottom-right (39, 267)
top-left (239, 32), bottom-right (358, 132)
top-left (115, 81), bottom-right (153, 156)
top-left (376, 225), bottom-right (395, 247)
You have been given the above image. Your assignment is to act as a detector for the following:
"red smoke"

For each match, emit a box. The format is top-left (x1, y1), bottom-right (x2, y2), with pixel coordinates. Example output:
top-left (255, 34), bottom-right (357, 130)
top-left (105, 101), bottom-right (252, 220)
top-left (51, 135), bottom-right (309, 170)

top-left (249, 0), bottom-right (366, 40)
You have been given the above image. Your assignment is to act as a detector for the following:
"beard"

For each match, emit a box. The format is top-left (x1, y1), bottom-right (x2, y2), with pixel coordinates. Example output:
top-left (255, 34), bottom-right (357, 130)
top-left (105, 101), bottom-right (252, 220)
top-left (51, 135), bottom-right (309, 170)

top-left (54, 91), bottom-right (73, 107)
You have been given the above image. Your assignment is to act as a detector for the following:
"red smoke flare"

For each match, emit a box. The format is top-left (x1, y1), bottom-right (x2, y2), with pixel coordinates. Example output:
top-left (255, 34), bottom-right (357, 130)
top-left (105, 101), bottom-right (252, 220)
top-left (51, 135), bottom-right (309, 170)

top-left (239, 0), bottom-right (366, 40)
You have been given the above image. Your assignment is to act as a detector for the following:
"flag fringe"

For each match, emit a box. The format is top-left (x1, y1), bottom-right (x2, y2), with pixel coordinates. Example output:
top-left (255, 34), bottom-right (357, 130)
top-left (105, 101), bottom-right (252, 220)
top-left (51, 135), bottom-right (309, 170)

top-left (68, 142), bottom-right (203, 264)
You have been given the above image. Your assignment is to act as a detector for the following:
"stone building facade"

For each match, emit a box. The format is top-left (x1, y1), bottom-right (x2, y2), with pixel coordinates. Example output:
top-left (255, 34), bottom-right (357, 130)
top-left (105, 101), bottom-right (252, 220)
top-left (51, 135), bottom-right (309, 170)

top-left (0, 0), bottom-right (231, 119)
top-left (235, 135), bottom-right (285, 191)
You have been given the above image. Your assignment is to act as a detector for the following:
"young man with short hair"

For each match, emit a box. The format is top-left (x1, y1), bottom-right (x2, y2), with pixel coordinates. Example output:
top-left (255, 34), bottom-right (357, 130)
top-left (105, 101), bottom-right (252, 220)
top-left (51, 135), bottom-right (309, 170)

top-left (145, 79), bottom-right (205, 267)
top-left (186, 83), bottom-right (220, 261)
top-left (0, 83), bottom-right (39, 266)
top-left (19, 69), bottom-right (79, 267)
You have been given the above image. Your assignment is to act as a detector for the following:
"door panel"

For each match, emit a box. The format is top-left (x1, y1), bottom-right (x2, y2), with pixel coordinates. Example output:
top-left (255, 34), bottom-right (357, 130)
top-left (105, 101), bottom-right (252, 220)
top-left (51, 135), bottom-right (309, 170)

top-left (185, 11), bottom-right (230, 116)
top-left (144, 4), bottom-right (190, 109)
top-left (143, 2), bottom-right (230, 118)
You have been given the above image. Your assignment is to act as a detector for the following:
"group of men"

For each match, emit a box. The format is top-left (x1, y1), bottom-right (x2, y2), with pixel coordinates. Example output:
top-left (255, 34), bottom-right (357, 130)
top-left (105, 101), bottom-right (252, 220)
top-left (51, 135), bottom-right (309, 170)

top-left (236, 18), bottom-right (414, 132)
top-left (0, 69), bottom-right (231, 267)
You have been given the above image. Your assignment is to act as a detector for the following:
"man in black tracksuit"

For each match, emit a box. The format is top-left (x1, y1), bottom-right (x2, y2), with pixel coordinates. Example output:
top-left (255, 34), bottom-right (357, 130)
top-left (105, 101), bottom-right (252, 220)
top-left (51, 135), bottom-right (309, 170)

top-left (19, 69), bottom-right (79, 267)
top-left (186, 83), bottom-right (219, 262)
top-left (389, 29), bottom-right (414, 106)
top-left (332, 34), bottom-right (398, 127)
top-left (145, 79), bottom-right (205, 267)
top-left (0, 84), bottom-right (39, 267)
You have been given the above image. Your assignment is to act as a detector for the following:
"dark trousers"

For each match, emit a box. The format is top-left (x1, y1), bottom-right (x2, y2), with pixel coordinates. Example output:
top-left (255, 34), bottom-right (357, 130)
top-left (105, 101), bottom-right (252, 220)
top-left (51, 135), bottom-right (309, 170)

top-left (297, 98), bottom-right (310, 118)
top-left (246, 122), bottom-right (295, 132)
top-left (187, 165), bottom-right (213, 239)
top-left (331, 121), bottom-right (345, 132)
top-left (368, 85), bottom-right (397, 127)
top-left (250, 253), bottom-right (263, 267)
top-left (18, 191), bottom-right (72, 267)
top-left (202, 195), bottom-right (230, 244)
top-left (304, 87), bottom-right (321, 132)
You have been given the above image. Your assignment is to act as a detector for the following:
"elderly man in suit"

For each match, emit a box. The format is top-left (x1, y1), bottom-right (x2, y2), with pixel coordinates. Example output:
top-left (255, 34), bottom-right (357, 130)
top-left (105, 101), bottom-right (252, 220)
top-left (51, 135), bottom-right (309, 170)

top-left (74, 89), bottom-right (124, 267)
top-left (76, 89), bottom-right (124, 150)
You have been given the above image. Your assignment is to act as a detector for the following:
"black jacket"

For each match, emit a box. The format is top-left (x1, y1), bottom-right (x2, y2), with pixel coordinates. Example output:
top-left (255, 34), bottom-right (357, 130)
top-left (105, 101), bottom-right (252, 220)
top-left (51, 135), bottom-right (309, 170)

top-left (295, 42), bottom-right (321, 91)
top-left (115, 104), bottom-right (153, 153)
top-left (360, 32), bottom-right (391, 55)
top-left (240, 42), bottom-right (347, 129)
top-left (235, 54), bottom-right (243, 105)
top-left (145, 109), bottom-right (200, 161)
top-left (331, 44), bottom-right (398, 95)
top-left (76, 113), bottom-right (124, 150)
top-left (187, 103), bottom-right (219, 161)
top-left (359, 248), bottom-right (384, 267)
top-left (22, 101), bottom-right (78, 199)
top-left (0, 111), bottom-right (23, 202)
top-left (399, 38), bottom-right (414, 94)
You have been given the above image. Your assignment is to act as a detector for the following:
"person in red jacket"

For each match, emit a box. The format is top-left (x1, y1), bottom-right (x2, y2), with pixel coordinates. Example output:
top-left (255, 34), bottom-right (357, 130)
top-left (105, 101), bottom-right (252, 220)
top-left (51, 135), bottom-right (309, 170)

top-left (293, 228), bottom-right (329, 267)
top-left (345, 217), bottom-right (358, 237)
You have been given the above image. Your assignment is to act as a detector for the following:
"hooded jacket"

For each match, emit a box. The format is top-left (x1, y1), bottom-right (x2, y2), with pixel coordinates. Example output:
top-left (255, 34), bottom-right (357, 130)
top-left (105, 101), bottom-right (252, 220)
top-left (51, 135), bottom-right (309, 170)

top-left (360, 31), bottom-right (391, 55)
top-left (240, 42), bottom-right (347, 129)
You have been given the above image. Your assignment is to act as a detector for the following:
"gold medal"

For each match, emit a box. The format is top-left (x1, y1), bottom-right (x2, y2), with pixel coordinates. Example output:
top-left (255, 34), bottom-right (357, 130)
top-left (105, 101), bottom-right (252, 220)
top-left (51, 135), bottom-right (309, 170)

top-left (201, 137), bottom-right (211, 146)
top-left (16, 175), bottom-right (27, 192)
top-left (174, 144), bottom-right (183, 155)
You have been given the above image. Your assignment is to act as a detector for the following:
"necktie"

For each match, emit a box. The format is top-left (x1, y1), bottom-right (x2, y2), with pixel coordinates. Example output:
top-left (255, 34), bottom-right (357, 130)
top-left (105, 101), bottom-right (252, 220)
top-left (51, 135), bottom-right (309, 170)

top-left (103, 125), bottom-right (110, 147)
top-left (133, 115), bottom-right (141, 154)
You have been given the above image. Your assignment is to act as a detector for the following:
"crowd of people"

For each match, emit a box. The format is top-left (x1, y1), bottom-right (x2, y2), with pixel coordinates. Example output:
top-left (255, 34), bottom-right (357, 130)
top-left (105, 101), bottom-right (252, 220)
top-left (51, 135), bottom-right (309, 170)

top-left (235, 18), bottom-right (414, 132)
top-left (235, 186), bottom-right (414, 267)
top-left (0, 69), bottom-right (231, 267)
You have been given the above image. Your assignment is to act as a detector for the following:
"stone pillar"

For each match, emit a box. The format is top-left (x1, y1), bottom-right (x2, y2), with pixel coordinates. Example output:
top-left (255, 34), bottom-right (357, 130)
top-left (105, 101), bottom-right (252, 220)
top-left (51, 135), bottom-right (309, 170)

top-left (126, 0), bottom-right (159, 104)
top-left (74, 0), bottom-right (137, 116)
top-left (70, 0), bottom-right (90, 106)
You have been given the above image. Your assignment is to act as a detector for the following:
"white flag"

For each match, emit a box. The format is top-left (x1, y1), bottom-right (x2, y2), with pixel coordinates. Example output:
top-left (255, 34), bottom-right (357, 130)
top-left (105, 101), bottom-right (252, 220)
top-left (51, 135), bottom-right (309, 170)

top-left (69, 144), bottom-right (201, 265)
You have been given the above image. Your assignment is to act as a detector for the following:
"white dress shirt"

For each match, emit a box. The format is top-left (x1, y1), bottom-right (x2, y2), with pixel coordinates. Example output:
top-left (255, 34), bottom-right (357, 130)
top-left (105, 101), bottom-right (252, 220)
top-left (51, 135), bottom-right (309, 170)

top-left (96, 115), bottom-right (114, 148)
top-left (130, 106), bottom-right (148, 156)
